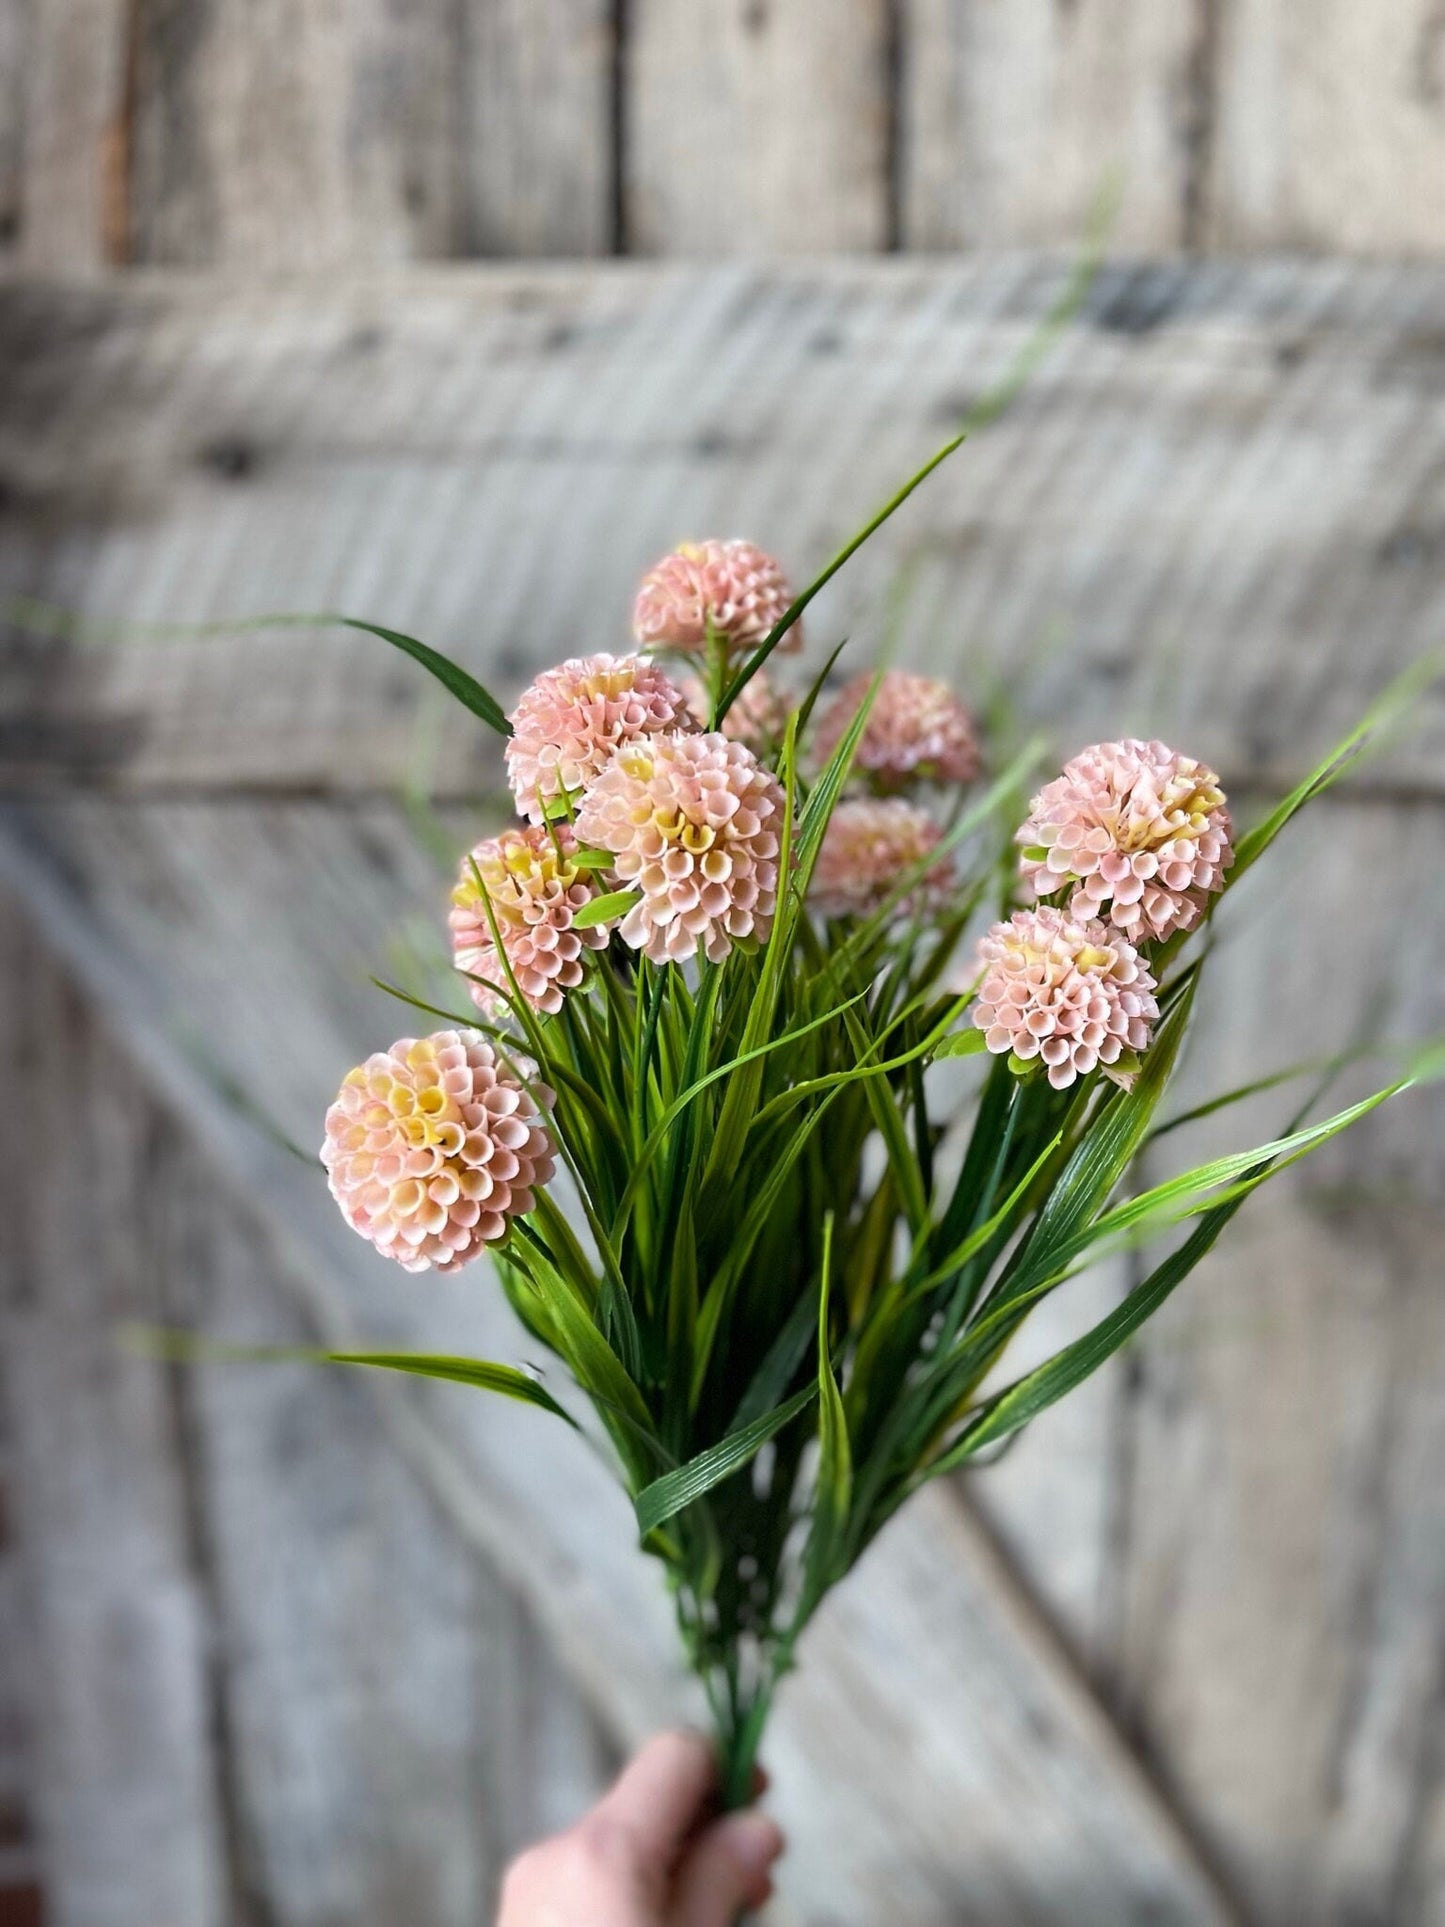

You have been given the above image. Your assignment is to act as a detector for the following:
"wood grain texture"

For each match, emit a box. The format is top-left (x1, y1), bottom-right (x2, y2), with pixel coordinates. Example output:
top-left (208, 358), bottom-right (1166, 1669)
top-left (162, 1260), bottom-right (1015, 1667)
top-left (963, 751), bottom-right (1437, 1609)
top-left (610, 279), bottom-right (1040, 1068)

top-left (1208, 0), bottom-right (1445, 258)
top-left (12, 0), bottom-right (127, 270)
top-left (898, 0), bottom-right (1203, 250)
top-left (624, 0), bottom-right (891, 253)
top-left (0, 0), bottom-right (24, 259)
top-left (3, 261), bottom-right (1443, 800)
top-left (0, 802), bottom-right (1238, 1924)
top-left (123, 0), bottom-right (613, 265)
top-left (0, 902), bottom-right (619, 1927)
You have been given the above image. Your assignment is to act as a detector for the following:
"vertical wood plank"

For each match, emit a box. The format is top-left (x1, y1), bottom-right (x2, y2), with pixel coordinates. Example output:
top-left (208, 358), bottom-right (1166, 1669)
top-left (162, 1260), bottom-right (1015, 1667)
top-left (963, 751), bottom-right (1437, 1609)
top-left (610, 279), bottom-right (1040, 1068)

top-left (14, 0), bottom-right (128, 270)
top-left (898, 0), bottom-right (1203, 250)
top-left (0, 892), bottom-right (618, 1925)
top-left (458, 0), bottom-right (614, 257)
top-left (0, 0), bottom-right (25, 258)
top-left (0, 907), bottom-right (233, 1927)
top-left (126, 0), bottom-right (613, 265)
top-left (1208, 0), bottom-right (1445, 257)
top-left (1107, 803), bottom-right (1445, 1925)
top-left (625, 0), bottom-right (891, 254)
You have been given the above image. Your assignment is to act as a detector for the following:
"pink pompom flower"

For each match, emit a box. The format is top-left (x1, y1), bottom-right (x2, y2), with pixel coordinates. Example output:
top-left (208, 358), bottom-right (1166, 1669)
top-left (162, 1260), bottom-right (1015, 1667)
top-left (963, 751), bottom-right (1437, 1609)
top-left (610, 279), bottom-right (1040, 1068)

top-left (813, 670), bottom-right (980, 791)
top-left (632, 540), bottom-right (799, 657)
top-left (321, 1031), bottom-right (555, 1272)
top-left (810, 798), bottom-right (952, 920)
top-left (1017, 739), bottom-right (1233, 944)
top-left (575, 730), bottom-right (785, 966)
top-left (505, 653), bottom-right (695, 824)
top-left (451, 825), bottom-right (608, 1016)
top-left (679, 667), bottom-right (794, 756)
top-left (970, 907), bottom-right (1159, 1090)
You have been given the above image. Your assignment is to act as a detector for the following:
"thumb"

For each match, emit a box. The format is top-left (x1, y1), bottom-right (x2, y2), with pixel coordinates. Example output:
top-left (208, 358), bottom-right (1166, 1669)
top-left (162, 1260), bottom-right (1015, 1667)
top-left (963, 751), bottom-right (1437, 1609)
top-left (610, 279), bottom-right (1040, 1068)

top-left (672, 1811), bottom-right (784, 1927)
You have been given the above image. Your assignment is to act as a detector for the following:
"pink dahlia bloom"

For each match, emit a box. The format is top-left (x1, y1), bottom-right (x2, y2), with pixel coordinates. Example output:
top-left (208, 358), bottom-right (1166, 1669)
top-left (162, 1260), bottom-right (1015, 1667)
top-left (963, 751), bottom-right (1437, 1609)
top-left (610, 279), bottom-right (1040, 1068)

top-left (321, 1031), bottom-right (555, 1272)
top-left (971, 907), bottom-right (1159, 1090)
top-left (575, 730), bottom-right (785, 965)
top-left (451, 825), bottom-right (608, 1016)
top-left (679, 668), bottom-right (793, 755)
top-left (632, 540), bottom-right (799, 656)
top-left (505, 653), bottom-right (695, 824)
top-left (1018, 739), bottom-right (1233, 944)
top-left (814, 670), bottom-right (980, 790)
top-left (811, 798), bottom-right (951, 920)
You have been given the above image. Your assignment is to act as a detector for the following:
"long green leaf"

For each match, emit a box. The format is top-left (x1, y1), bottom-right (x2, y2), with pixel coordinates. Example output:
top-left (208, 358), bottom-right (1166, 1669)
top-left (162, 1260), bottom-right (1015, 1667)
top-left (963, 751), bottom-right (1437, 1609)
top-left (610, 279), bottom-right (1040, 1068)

top-left (633, 1383), bottom-right (817, 1536)
top-left (121, 1328), bottom-right (576, 1424)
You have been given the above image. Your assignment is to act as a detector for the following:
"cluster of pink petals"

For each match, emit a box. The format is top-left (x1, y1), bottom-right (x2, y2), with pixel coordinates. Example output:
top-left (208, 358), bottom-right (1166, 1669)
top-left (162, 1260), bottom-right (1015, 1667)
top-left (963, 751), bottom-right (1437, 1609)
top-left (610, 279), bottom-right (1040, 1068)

top-left (450, 825), bottom-right (608, 1016)
top-left (679, 668), bottom-right (794, 756)
top-left (321, 1032), bottom-right (555, 1272)
top-left (1018, 738), bottom-right (1233, 944)
top-left (971, 907), bottom-right (1159, 1090)
top-left (811, 798), bottom-right (952, 920)
top-left (814, 670), bottom-right (980, 790)
top-left (632, 540), bottom-right (799, 656)
top-left (505, 653), bottom-right (695, 823)
top-left (576, 730), bottom-right (785, 965)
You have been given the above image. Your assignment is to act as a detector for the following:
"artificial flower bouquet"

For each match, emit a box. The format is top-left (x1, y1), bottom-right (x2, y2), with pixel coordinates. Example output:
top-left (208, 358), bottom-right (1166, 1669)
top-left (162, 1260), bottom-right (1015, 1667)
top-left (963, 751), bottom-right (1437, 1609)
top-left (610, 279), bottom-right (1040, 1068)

top-left (312, 440), bottom-right (1426, 1810)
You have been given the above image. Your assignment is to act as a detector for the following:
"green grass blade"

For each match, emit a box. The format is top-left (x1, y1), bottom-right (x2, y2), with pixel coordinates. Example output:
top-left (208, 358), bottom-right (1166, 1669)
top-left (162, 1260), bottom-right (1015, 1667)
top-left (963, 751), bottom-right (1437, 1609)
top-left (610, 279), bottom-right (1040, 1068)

top-left (633, 1382), bottom-right (817, 1537)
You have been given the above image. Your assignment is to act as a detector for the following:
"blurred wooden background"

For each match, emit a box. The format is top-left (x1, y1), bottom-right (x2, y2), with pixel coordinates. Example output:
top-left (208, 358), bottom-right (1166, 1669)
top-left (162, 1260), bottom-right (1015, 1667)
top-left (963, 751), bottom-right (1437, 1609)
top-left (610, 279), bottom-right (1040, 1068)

top-left (4, 0), bottom-right (1445, 270)
top-left (2, 6), bottom-right (1445, 1927)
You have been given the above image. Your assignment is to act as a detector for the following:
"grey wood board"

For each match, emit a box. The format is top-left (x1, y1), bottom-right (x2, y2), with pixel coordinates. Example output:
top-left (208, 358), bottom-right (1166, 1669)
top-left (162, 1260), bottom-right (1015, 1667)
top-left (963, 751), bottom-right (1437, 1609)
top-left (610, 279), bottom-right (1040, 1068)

top-left (1206, 0), bottom-right (1445, 259)
top-left (0, 796), bottom-right (1240, 1925)
top-left (1, 908), bottom-right (620, 1927)
top-left (624, 0), bottom-right (890, 254)
top-left (2, 259), bottom-right (1443, 800)
top-left (124, 0), bottom-right (615, 266)
top-left (898, 0), bottom-right (1203, 251)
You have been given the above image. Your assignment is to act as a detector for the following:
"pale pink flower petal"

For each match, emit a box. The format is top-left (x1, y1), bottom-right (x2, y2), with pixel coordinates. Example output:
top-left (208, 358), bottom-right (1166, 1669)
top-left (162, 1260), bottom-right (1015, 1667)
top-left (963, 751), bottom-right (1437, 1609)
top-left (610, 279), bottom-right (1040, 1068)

top-left (679, 668), bottom-right (794, 756)
top-left (505, 653), bottom-right (695, 824)
top-left (811, 798), bottom-right (952, 920)
top-left (814, 670), bottom-right (980, 790)
top-left (633, 540), bottom-right (799, 656)
top-left (970, 907), bottom-right (1160, 1090)
top-left (451, 824), bottom-right (609, 1017)
top-left (575, 730), bottom-right (786, 966)
top-left (321, 1031), bottom-right (555, 1272)
top-left (1017, 738), bottom-right (1234, 944)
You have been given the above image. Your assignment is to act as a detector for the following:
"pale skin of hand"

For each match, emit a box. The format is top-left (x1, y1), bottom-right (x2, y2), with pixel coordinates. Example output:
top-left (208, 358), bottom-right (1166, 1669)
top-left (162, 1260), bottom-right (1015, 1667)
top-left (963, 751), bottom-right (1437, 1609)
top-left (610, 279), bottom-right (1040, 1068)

top-left (498, 1731), bottom-right (785, 1927)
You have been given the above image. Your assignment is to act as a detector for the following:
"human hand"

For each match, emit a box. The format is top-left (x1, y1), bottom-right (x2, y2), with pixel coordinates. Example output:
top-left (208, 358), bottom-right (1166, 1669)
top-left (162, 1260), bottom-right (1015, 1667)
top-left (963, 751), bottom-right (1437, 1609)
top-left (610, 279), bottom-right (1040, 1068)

top-left (498, 1730), bottom-right (785, 1926)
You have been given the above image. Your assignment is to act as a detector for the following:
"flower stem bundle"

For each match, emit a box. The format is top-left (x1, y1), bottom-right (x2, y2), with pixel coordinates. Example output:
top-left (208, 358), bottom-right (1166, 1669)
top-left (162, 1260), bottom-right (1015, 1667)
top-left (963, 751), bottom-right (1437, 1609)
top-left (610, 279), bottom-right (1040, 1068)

top-left (313, 439), bottom-right (1433, 1809)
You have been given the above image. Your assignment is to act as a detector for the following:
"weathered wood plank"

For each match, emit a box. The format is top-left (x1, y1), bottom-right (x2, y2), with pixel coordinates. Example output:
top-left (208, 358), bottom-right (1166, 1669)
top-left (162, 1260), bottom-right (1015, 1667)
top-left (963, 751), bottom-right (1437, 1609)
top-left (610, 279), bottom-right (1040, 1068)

top-left (1095, 796), bottom-right (1445, 1926)
top-left (124, 0), bottom-right (614, 265)
top-left (13, 0), bottom-right (127, 270)
top-left (624, 1), bottom-right (891, 253)
top-left (1208, 0), bottom-right (1445, 258)
top-left (3, 261), bottom-right (1443, 797)
top-left (457, 0), bottom-right (615, 257)
top-left (0, 798), bottom-right (1239, 1924)
top-left (0, 900), bottom-right (619, 1925)
top-left (0, 0), bottom-right (24, 260)
top-left (899, 0), bottom-right (1202, 250)
top-left (0, 911), bottom-right (233, 1926)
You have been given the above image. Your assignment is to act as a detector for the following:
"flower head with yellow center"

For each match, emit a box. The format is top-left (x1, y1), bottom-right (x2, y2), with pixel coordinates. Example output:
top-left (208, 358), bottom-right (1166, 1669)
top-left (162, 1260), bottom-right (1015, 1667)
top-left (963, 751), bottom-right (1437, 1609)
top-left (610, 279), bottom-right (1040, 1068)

top-left (576, 729), bottom-right (785, 966)
top-left (505, 652), bottom-right (695, 825)
top-left (451, 824), bottom-right (608, 1016)
top-left (971, 906), bottom-right (1159, 1090)
top-left (814, 669), bottom-right (980, 791)
top-left (321, 1031), bottom-right (555, 1272)
top-left (1018, 738), bottom-right (1233, 944)
top-left (632, 539), bottom-right (800, 657)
